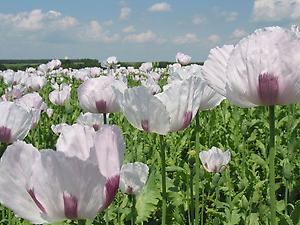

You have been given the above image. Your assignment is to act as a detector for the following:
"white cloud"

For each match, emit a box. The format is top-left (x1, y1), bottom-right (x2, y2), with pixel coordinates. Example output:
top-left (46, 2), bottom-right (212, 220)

top-left (0, 9), bottom-right (44, 31)
top-left (47, 10), bottom-right (61, 18)
top-left (0, 9), bottom-right (121, 44)
top-left (148, 2), bottom-right (171, 12)
top-left (193, 15), bottom-right (206, 25)
top-left (253, 0), bottom-right (300, 21)
top-left (103, 20), bottom-right (114, 26)
top-left (231, 28), bottom-right (247, 39)
top-left (122, 25), bottom-right (135, 33)
top-left (55, 16), bottom-right (78, 29)
top-left (120, 7), bottom-right (131, 20)
top-left (208, 35), bottom-right (221, 44)
top-left (221, 11), bottom-right (239, 22)
top-left (0, 9), bottom-right (78, 31)
top-left (124, 30), bottom-right (165, 43)
top-left (78, 20), bottom-right (119, 43)
top-left (173, 33), bottom-right (199, 45)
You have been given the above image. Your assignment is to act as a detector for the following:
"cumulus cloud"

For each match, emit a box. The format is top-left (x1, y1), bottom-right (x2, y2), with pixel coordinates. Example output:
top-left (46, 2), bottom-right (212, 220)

top-left (122, 25), bottom-right (135, 33)
top-left (207, 35), bottom-right (220, 44)
top-left (103, 20), bottom-right (114, 26)
top-left (231, 28), bottom-right (247, 39)
top-left (253, 0), bottom-right (300, 21)
top-left (120, 7), bottom-right (131, 20)
top-left (0, 9), bottom-right (121, 44)
top-left (78, 20), bottom-right (119, 43)
top-left (221, 11), bottom-right (239, 21)
top-left (124, 30), bottom-right (156, 43)
top-left (148, 2), bottom-right (171, 12)
top-left (0, 9), bottom-right (78, 31)
top-left (193, 15), bottom-right (206, 25)
top-left (173, 33), bottom-right (199, 45)
top-left (47, 10), bottom-right (61, 18)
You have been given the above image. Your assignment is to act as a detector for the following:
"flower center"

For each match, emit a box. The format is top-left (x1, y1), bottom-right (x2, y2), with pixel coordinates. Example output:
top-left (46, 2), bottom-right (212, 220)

top-left (63, 192), bottom-right (78, 219)
top-left (141, 120), bottom-right (149, 132)
top-left (258, 73), bottom-right (279, 105)
top-left (96, 100), bottom-right (107, 113)
top-left (0, 126), bottom-right (11, 144)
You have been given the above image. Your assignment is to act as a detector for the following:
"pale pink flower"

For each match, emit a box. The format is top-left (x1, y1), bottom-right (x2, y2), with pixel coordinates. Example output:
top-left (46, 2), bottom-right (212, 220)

top-left (203, 26), bottom-right (300, 107)
top-left (56, 124), bottom-right (125, 210)
top-left (49, 84), bottom-right (71, 105)
top-left (199, 147), bottom-right (231, 173)
top-left (119, 162), bottom-right (149, 195)
top-left (78, 76), bottom-right (126, 113)
top-left (0, 101), bottom-right (33, 143)
top-left (77, 112), bottom-right (104, 131)
top-left (176, 52), bottom-right (192, 66)
top-left (0, 141), bottom-right (106, 224)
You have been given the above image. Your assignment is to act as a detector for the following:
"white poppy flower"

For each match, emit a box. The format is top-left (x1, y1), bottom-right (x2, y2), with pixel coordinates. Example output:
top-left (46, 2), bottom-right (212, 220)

top-left (176, 52), bottom-right (192, 66)
top-left (156, 76), bottom-right (205, 131)
top-left (141, 78), bottom-right (161, 95)
top-left (56, 124), bottom-right (125, 210)
top-left (0, 141), bottom-right (106, 224)
top-left (167, 66), bottom-right (224, 111)
top-left (78, 76), bottom-right (126, 113)
top-left (77, 112), bottom-right (104, 131)
top-left (139, 62), bottom-right (153, 73)
top-left (114, 86), bottom-right (171, 135)
top-left (120, 162), bottom-right (149, 195)
top-left (0, 101), bottom-right (33, 143)
top-left (199, 147), bottom-right (231, 173)
top-left (203, 26), bottom-right (300, 107)
top-left (24, 75), bottom-right (47, 92)
top-left (49, 84), bottom-right (71, 105)
top-left (202, 45), bottom-right (234, 97)
top-left (226, 26), bottom-right (300, 107)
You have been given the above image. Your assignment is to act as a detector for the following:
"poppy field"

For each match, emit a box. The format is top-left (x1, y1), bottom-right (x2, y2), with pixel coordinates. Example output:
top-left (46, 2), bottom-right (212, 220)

top-left (0, 26), bottom-right (299, 225)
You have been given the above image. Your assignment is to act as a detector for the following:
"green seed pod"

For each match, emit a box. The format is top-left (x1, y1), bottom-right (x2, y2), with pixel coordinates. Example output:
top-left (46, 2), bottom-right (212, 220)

top-left (241, 195), bottom-right (249, 209)
top-left (282, 159), bottom-right (293, 180)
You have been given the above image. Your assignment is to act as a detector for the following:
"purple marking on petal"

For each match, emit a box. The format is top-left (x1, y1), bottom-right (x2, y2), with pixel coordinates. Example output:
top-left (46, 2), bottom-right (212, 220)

top-left (141, 120), bottom-right (149, 132)
top-left (181, 111), bottom-right (193, 130)
top-left (92, 124), bottom-right (100, 131)
top-left (95, 100), bottom-right (107, 113)
top-left (258, 73), bottom-right (279, 105)
top-left (63, 192), bottom-right (78, 219)
top-left (0, 126), bottom-right (11, 144)
top-left (100, 175), bottom-right (120, 210)
top-left (27, 188), bottom-right (46, 214)
top-left (126, 186), bottom-right (133, 195)
top-left (213, 166), bottom-right (218, 173)
top-left (204, 162), bottom-right (208, 170)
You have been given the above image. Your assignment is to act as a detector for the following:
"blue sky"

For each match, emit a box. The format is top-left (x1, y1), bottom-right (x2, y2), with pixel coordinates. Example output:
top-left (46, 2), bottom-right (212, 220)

top-left (0, 0), bottom-right (298, 61)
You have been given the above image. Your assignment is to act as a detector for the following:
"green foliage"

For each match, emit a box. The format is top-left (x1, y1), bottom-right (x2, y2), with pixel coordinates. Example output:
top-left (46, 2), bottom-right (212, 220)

top-left (135, 172), bottom-right (161, 223)
top-left (0, 64), bottom-right (6, 71)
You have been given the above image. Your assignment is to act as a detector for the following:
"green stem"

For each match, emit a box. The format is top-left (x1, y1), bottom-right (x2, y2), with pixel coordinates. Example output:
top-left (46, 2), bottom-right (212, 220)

top-left (201, 183), bottom-right (204, 225)
top-left (106, 211), bottom-right (109, 225)
top-left (103, 113), bottom-right (107, 125)
top-left (194, 112), bottom-right (201, 225)
top-left (268, 105), bottom-right (276, 225)
top-left (189, 167), bottom-right (194, 225)
top-left (130, 195), bottom-right (136, 225)
top-left (159, 135), bottom-right (167, 225)
top-left (284, 179), bottom-right (288, 215)
top-left (78, 219), bottom-right (86, 225)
